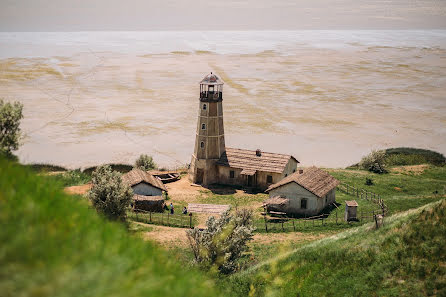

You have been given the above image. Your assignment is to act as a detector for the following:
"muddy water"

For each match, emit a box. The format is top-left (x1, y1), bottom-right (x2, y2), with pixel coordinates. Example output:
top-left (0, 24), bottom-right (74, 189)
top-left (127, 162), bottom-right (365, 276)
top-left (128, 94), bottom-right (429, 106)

top-left (0, 31), bottom-right (445, 168)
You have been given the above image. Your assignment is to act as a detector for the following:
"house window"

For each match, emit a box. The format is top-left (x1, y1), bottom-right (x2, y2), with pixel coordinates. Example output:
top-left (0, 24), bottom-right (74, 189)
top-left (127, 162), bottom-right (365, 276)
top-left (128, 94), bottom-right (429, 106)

top-left (203, 103), bottom-right (207, 110)
top-left (201, 123), bottom-right (206, 130)
top-left (267, 175), bottom-right (273, 183)
top-left (301, 198), bottom-right (307, 209)
top-left (229, 170), bottom-right (235, 178)
top-left (293, 169), bottom-right (296, 173)
top-left (200, 141), bottom-right (204, 148)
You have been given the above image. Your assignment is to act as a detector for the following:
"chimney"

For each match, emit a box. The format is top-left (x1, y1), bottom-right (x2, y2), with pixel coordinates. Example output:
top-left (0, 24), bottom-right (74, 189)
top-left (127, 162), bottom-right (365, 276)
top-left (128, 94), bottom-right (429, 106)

top-left (298, 169), bottom-right (304, 174)
top-left (256, 149), bottom-right (261, 157)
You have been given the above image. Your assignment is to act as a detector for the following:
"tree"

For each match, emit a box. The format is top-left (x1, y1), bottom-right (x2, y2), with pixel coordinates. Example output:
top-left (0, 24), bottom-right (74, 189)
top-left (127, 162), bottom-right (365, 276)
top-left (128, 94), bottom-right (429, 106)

top-left (135, 154), bottom-right (156, 171)
top-left (88, 165), bottom-right (133, 221)
top-left (186, 208), bottom-right (254, 274)
top-left (359, 150), bottom-right (387, 174)
top-left (0, 99), bottom-right (23, 157)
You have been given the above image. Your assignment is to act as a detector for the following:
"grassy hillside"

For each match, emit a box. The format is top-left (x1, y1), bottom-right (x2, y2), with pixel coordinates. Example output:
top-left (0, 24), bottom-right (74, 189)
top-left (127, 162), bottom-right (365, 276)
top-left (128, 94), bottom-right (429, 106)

top-left (0, 158), bottom-right (221, 297)
top-left (226, 199), bottom-right (446, 297)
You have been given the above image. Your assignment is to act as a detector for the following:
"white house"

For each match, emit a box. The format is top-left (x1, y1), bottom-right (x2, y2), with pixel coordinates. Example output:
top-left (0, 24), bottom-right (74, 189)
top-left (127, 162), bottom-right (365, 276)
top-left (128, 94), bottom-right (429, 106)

top-left (264, 166), bottom-right (340, 216)
top-left (121, 168), bottom-right (167, 196)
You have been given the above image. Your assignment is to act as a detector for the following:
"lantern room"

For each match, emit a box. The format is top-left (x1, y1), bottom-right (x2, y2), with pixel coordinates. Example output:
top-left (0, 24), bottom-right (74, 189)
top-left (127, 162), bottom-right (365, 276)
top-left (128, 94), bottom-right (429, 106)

top-left (200, 72), bottom-right (224, 102)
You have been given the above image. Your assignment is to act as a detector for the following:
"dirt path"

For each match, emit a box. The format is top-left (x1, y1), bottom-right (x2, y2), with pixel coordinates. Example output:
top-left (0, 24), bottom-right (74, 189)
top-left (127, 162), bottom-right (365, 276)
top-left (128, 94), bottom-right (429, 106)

top-left (141, 224), bottom-right (190, 248)
top-left (64, 183), bottom-right (91, 195)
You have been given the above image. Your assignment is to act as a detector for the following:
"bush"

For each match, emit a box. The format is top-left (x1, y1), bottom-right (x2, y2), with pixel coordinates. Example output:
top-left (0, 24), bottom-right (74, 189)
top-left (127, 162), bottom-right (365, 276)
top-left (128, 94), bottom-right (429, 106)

top-left (186, 209), bottom-right (254, 274)
top-left (135, 154), bottom-right (156, 171)
top-left (0, 99), bottom-right (23, 157)
top-left (365, 178), bottom-right (373, 186)
top-left (359, 150), bottom-right (387, 174)
top-left (88, 165), bottom-right (133, 221)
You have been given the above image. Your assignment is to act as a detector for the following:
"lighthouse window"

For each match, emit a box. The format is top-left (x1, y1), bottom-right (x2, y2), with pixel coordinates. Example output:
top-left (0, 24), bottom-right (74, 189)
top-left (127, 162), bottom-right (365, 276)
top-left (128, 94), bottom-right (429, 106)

top-left (203, 104), bottom-right (207, 110)
top-left (201, 123), bottom-right (206, 130)
top-left (200, 141), bottom-right (204, 148)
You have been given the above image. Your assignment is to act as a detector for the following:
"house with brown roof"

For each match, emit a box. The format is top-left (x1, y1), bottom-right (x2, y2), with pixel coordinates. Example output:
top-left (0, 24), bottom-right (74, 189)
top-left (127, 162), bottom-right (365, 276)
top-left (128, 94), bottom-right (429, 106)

top-left (189, 73), bottom-right (299, 189)
top-left (122, 168), bottom-right (167, 197)
top-left (264, 166), bottom-right (339, 216)
top-left (215, 148), bottom-right (298, 190)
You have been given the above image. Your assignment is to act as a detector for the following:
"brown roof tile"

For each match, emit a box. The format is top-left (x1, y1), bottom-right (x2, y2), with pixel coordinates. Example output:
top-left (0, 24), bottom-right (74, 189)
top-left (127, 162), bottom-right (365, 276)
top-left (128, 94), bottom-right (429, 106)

top-left (217, 148), bottom-right (298, 174)
top-left (265, 166), bottom-right (339, 198)
top-left (122, 168), bottom-right (167, 191)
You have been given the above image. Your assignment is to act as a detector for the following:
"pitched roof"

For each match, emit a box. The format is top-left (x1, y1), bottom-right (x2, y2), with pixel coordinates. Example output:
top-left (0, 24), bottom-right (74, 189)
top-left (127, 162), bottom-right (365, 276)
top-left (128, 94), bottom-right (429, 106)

top-left (265, 166), bottom-right (339, 198)
top-left (200, 72), bottom-right (224, 85)
top-left (121, 168), bottom-right (167, 191)
top-left (217, 148), bottom-right (299, 174)
top-left (345, 200), bottom-right (358, 207)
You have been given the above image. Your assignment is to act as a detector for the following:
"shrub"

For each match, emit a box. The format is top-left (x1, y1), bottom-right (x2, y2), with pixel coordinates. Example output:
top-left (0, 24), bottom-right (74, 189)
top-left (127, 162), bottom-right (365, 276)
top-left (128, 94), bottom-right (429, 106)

top-left (88, 165), bottom-right (133, 221)
top-left (186, 209), bottom-right (254, 274)
top-left (135, 154), bottom-right (156, 171)
top-left (359, 150), bottom-right (387, 174)
top-left (365, 178), bottom-right (373, 186)
top-left (0, 99), bottom-right (23, 157)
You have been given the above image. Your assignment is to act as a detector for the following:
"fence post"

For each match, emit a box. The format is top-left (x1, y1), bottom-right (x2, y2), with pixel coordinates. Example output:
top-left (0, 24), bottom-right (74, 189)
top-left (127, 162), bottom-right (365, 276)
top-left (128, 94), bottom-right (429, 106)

top-left (281, 221), bottom-right (284, 232)
top-left (361, 210), bottom-right (363, 222)
top-left (168, 212), bottom-right (170, 226)
top-left (150, 211), bottom-right (152, 222)
top-left (162, 212), bottom-right (164, 225)
top-left (189, 213), bottom-right (193, 228)
top-left (293, 219), bottom-right (295, 231)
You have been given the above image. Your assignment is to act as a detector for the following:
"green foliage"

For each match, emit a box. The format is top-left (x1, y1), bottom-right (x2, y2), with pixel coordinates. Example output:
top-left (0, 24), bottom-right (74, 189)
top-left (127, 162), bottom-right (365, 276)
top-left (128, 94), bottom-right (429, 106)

top-left (83, 163), bottom-right (133, 175)
top-left (47, 169), bottom-right (91, 187)
top-left (0, 157), bottom-right (222, 297)
top-left (187, 209), bottom-right (255, 274)
top-left (359, 150), bottom-right (387, 173)
top-left (88, 165), bottom-right (133, 221)
top-left (0, 99), bottom-right (23, 156)
top-left (365, 177), bottom-right (373, 186)
top-left (226, 200), bottom-right (446, 297)
top-left (135, 154), bottom-right (157, 171)
top-left (24, 163), bottom-right (68, 172)
top-left (384, 147), bottom-right (446, 166)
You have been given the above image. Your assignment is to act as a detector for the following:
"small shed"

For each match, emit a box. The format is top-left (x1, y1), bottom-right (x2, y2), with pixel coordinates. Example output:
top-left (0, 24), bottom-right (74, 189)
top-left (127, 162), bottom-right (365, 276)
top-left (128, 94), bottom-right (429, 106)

top-left (122, 168), bottom-right (167, 196)
top-left (133, 195), bottom-right (165, 212)
top-left (345, 200), bottom-right (358, 221)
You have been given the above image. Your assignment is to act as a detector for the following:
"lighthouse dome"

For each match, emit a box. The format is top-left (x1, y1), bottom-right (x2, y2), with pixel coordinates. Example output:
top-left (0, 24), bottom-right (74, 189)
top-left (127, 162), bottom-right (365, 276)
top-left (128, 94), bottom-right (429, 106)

top-left (200, 72), bottom-right (224, 85)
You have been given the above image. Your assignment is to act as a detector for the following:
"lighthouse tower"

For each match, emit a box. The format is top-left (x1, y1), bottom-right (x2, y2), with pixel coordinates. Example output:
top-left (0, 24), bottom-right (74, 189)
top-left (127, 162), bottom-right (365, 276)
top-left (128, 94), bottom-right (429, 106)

top-left (190, 73), bottom-right (226, 185)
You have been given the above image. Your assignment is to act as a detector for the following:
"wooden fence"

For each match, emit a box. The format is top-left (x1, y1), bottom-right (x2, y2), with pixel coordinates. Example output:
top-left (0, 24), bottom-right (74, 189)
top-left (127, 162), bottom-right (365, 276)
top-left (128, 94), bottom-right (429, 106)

top-left (259, 208), bottom-right (385, 233)
top-left (127, 209), bottom-right (194, 229)
top-left (337, 182), bottom-right (388, 213)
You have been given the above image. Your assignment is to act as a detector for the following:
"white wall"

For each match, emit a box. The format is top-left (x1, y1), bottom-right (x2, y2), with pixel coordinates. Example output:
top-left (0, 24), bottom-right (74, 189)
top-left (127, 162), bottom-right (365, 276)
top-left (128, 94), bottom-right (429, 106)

top-left (269, 182), bottom-right (331, 216)
top-left (132, 182), bottom-right (163, 196)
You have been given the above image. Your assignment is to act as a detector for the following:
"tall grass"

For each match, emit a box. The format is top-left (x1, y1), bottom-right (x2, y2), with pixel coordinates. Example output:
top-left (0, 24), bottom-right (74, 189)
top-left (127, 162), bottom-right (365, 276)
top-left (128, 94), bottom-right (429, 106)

top-left (224, 200), bottom-right (446, 297)
top-left (0, 158), bottom-right (222, 297)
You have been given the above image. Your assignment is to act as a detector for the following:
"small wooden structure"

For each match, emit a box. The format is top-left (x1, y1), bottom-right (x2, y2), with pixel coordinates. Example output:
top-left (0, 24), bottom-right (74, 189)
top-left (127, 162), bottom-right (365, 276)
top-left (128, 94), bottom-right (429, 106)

top-left (133, 195), bottom-right (165, 212)
top-left (263, 196), bottom-right (290, 213)
top-left (149, 171), bottom-right (180, 183)
top-left (345, 200), bottom-right (358, 221)
top-left (187, 203), bottom-right (230, 214)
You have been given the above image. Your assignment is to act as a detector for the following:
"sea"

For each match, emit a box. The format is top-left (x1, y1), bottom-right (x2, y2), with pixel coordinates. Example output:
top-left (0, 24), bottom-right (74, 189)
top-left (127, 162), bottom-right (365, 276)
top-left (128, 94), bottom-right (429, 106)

top-left (1, 30), bottom-right (445, 168)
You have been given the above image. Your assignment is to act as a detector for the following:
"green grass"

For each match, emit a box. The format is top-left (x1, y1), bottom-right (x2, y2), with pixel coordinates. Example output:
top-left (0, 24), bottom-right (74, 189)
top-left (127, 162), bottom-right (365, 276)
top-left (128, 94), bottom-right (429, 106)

top-left (385, 147), bottom-right (446, 166)
top-left (45, 169), bottom-right (91, 187)
top-left (224, 199), bottom-right (446, 297)
top-left (0, 158), bottom-right (222, 297)
top-left (83, 163), bottom-right (133, 175)
top-left (23, 163), bottom-right (68, 172)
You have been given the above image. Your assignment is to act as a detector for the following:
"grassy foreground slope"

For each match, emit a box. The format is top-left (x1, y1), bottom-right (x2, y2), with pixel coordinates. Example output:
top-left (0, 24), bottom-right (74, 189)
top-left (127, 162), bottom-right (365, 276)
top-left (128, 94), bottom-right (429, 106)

top-left (227, 199), bottom-right (446, 297)
top-left (0, 158), bottom-right (220, 297)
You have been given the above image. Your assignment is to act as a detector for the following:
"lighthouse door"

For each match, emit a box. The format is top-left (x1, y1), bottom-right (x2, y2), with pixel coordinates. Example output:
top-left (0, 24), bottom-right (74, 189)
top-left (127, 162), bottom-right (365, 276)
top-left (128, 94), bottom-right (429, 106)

top-left (196, 169), bottom-right (204, 184)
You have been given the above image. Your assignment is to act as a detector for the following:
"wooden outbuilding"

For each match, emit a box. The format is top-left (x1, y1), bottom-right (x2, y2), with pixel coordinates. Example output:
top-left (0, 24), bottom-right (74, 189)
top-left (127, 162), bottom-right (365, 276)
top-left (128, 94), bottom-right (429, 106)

top-left (345, 200), bottom-right (358, 221)
top-left (133, 195), bottom-right (165, 212)
top-left (122, 168), bottom-right (167, 212)
top-left (122, 168), bottom-right (167, 196)
top-left (265, 166), bottom-right (339, 216)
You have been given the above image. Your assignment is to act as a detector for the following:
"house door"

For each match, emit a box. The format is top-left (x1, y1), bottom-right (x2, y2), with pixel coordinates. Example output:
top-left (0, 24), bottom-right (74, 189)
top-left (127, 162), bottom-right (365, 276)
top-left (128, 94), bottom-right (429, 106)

top-left (196, 169), bottom-right (204, 184)
top-left (247, 175), bottom-right (253, 187)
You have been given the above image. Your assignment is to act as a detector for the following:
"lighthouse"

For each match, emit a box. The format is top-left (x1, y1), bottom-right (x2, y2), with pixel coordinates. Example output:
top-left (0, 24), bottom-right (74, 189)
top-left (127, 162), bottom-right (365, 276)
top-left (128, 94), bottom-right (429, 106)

top-left (189, 72), bottom-right (226, 185)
